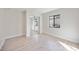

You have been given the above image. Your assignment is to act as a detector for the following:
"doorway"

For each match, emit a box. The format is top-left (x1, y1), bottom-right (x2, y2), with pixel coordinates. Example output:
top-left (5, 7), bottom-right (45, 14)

top-left (30, 16), bottom-right (40, 35)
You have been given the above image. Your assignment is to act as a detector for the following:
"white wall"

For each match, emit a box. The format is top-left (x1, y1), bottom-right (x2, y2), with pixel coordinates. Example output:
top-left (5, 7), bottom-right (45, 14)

top-left (42, 8), bottom-right (79, 43)
top-left (0, 9), bottom-right (25, 41)
top-left (22, 11), bottom-right (26, 34)
top-left (26, 8), bottom-right (58, 36)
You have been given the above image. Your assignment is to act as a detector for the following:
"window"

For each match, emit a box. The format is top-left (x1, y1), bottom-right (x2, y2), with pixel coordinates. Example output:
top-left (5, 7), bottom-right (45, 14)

top-left (49, 14), bottom-right (60, 28)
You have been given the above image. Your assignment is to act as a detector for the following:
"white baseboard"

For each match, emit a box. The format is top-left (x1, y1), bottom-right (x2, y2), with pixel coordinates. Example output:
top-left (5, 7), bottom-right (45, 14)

top-left (4, 33), bottom-right (25, 40)
top-left (0, 33), bottom-right (25, 50)
top-left (43, 32), bottom-right (79, 44)
top-left (0, 39), bottom-right (5, 50)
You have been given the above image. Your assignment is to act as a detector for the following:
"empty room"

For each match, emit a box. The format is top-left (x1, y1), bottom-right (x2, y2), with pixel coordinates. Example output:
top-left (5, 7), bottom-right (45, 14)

top-left (0, 8), bottom-right (79, 51)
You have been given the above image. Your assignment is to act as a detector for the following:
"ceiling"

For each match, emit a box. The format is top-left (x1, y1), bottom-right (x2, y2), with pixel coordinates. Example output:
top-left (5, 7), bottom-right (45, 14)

top-left (5, 8), bottom-right (58, 13)
top-left (26, 8), bottom-right (58, 14)
top-left (7, 8), bottom-right (26, 12)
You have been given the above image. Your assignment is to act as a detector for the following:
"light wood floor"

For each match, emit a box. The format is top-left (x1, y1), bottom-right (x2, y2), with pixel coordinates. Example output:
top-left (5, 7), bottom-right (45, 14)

top-left (2, 35), bottom-right (26, 51)
top-left (1, 34), bottom-right (79, 51)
